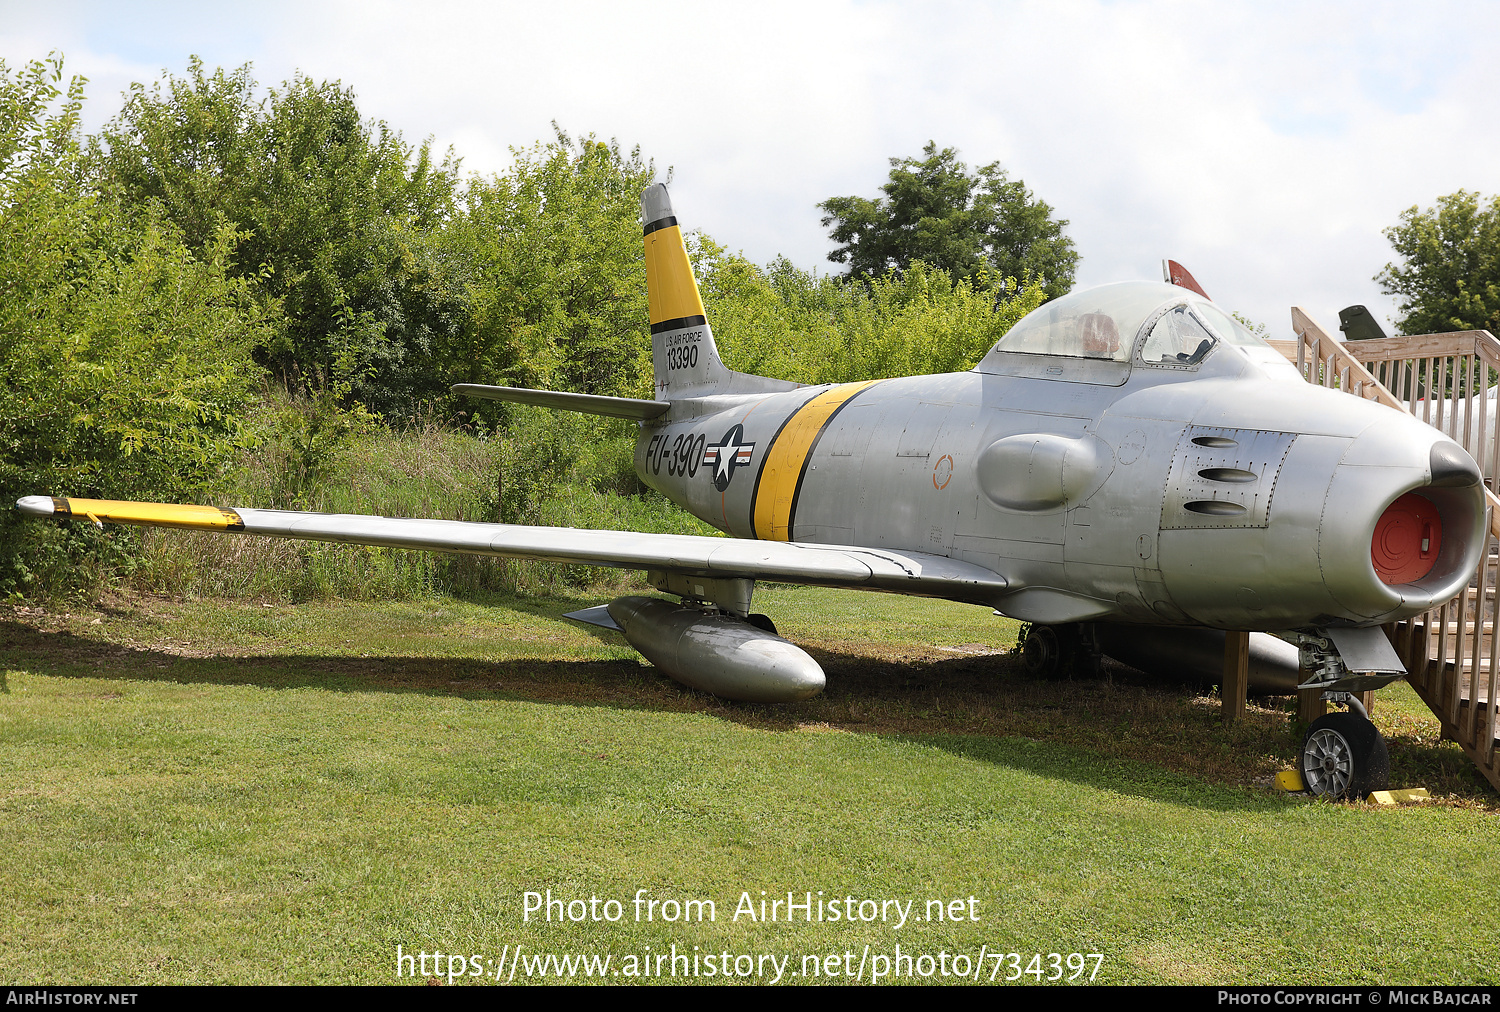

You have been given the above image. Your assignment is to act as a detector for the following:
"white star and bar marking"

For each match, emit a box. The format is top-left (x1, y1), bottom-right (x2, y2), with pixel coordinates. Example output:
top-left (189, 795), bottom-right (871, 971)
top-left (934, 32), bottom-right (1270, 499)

top-left (703, 425), bottom-right (755, 489)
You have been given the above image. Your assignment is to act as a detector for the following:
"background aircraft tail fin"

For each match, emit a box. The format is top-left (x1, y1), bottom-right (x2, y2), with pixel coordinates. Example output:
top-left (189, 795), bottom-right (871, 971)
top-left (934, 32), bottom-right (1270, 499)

top-left (642, 184), bottom-right (797, 400)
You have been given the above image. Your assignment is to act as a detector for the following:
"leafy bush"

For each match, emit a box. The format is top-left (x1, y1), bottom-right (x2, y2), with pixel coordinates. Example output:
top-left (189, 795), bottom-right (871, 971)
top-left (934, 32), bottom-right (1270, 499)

top-left (440, 129), bottom-right (658, 406)
top-left (91, 58), bottom-right (465, 417)
top-left (0, 57), bottom-right (271, 599)
top-left (5, 55), bottom-right (1055, 605)
top-left (129, 400), bottom-right (715, 601)
top-left (697, 243), bottom-right (1048, 383)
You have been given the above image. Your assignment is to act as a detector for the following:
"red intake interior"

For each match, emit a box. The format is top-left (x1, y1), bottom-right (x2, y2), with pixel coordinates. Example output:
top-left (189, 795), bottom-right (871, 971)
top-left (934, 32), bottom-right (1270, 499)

top-left (1372, 492), bottom-right (1442, 585)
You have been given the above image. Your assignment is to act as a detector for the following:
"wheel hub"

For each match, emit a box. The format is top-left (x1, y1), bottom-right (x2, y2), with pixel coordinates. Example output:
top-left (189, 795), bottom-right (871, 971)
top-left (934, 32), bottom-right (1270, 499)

top-left (1303, 727), bottom-right (1353, 797)
top-left (1022, 626), bottom-right (1060, 676)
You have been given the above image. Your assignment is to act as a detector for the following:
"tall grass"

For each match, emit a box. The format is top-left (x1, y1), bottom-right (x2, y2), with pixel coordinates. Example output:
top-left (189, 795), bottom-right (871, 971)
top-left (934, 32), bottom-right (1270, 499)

top-left (126, 399), bottom-right (717, 602)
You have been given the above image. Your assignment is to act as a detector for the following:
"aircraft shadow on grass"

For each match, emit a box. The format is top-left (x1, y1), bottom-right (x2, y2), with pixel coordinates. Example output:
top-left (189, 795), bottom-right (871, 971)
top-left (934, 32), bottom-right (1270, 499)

top-left (0, 615), bottom-right (1337, 812)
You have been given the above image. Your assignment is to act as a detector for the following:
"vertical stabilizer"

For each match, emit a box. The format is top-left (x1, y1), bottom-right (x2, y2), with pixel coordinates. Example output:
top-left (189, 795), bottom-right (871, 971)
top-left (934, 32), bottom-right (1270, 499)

top-left (642, 184), bottom-right (797, 400)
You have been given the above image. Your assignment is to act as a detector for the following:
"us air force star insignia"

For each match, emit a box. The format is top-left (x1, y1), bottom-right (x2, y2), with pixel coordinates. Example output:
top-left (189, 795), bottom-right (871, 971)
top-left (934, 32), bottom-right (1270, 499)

top-left (703, 424), bottom-right (755, 492)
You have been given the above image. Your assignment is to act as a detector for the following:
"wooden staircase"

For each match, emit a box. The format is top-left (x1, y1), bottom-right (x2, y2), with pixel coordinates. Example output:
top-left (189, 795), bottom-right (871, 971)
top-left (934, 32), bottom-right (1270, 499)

top-left (1271, 314), bottom-right (1500, 793)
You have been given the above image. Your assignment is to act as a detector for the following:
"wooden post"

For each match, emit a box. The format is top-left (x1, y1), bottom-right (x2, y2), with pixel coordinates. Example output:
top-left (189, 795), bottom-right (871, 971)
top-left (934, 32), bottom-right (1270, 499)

top-left (1223, 630), bottom-right (1249, 725)
top-left (1298, 688), bottom-right (1326, 724)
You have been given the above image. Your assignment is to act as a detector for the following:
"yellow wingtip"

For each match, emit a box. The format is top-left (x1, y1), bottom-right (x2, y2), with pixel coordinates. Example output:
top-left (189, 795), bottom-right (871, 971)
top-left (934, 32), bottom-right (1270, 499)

top-left (45, 497), bottom-right (244, 531)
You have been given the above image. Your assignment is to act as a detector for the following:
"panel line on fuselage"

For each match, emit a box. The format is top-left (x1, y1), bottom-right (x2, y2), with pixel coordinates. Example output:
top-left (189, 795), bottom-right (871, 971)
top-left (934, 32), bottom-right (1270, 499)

top-left (750, 381), bottom-right (882, 540)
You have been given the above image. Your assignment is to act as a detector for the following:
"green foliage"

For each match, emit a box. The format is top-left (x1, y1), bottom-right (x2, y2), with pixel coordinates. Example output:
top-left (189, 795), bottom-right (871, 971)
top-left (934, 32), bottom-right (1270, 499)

top-left (0, 56), bottom-right (271, 599)
top-left (696, 243), bottom-right (1049, 384)
top-left (819, 141), bottom-right (1078, 299)
top-left (5, 54), bottom-right (1063, 606)
top-left (134, 413), bottom-right (510, 601)
top-left (1377, 191), bottom-right (1500, 337)
top-left (441, 129), bottom-right (657, 403)
top-left (129, 404), bottom-right (716, 601)
top-left (90, 57), bottom-right (466, 416)
top-left (1231, 312), bottom-right (1268, 337)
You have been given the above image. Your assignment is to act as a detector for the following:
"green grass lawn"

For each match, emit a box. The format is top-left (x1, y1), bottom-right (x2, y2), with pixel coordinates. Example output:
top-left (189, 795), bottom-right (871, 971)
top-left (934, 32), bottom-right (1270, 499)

top-left (2, 587), bottom-right (1496, 985)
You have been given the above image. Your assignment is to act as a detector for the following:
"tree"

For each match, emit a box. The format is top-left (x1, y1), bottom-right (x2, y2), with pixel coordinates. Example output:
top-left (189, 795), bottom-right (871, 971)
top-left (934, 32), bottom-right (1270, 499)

top-left (1377, 190), bottom-right (1500, 336)
top-left (699, 247), bottom-right (1048, 385)
top-left (441, 129), bottom-right (659, 400)
top-left (0, 56), bottom-right (271, 596)
top-left (819, 142), bottom-right (1078, 298)
top-left (90, 58), bottom-right (465, 416)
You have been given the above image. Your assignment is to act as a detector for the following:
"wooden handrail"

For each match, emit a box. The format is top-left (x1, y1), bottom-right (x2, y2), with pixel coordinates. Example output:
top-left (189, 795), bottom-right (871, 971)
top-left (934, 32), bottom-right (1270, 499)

top-left (1283, 310), bottom-right (1500, 541)
top-left (1329, 330), bottom-right (1497, 365)
top-left (1288, 307), bottom-right (1407, 410)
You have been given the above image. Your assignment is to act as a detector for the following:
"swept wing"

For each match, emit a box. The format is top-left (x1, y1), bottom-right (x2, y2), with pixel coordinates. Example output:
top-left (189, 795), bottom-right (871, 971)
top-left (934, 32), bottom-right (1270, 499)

top-left (15, 496), bottom-right (1008, 603)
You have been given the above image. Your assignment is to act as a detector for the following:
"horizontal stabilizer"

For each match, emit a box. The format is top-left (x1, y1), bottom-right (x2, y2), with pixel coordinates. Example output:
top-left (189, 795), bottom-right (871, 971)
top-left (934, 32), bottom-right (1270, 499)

top-left (451, 383), bottom-right (668, 420)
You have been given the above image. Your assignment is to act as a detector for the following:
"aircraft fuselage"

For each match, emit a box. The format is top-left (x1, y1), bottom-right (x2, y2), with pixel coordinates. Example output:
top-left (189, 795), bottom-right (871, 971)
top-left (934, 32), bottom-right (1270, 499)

top-left (637, 328), bottom-right (1485, 633)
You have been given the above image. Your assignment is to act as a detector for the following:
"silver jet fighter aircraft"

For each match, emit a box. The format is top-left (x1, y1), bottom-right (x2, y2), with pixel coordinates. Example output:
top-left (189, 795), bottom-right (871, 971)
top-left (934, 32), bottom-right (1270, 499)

top-left (17, 184), bottom-right (1488, 796)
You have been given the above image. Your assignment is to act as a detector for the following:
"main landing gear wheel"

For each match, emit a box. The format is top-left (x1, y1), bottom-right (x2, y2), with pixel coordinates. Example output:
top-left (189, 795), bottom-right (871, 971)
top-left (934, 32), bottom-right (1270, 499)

top-left (1299, 711), bottom-right (1390, 801)
top-left (1021, 624), bottom-right (1063, 677)
top-left (1019, 623), bottom-right (1101, 679)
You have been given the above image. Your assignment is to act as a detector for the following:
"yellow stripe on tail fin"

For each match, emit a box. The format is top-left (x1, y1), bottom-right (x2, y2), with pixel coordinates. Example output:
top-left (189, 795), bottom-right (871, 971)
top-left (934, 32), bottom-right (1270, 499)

top-left (640, 184), bottom-right (799, 402)
top-left (643, 197), bottom-right (707, 333)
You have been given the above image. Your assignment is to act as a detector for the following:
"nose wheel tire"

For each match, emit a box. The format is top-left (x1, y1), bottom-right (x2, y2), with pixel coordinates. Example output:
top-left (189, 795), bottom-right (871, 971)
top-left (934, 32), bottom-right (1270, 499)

top-left (1299, 711), bottom-right (1390, 800)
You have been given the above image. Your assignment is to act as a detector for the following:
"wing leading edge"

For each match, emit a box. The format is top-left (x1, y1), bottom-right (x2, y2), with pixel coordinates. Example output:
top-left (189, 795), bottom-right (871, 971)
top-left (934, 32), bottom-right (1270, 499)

top-left (15, 496), bottom-right (1008, 603)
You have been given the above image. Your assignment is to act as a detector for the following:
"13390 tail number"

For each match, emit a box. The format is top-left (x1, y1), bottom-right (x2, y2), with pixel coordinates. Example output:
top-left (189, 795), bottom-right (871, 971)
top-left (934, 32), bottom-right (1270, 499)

top-left (665, 345), bottom-right (699, 371)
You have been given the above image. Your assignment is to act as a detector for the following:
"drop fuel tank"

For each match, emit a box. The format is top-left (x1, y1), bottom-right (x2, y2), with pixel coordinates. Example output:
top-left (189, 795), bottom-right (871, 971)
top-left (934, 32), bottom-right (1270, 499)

top-left (606, 596), bottom-right (826, 702)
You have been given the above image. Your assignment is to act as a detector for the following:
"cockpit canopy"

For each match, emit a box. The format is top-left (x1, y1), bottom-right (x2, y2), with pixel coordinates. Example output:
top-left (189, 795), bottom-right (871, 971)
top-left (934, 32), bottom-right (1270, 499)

top-left (985, 281), bottom-right (1267, 367)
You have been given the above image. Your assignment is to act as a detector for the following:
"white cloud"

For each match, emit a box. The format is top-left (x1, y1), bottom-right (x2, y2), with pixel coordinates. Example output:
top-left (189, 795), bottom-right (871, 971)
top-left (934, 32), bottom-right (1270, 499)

top-left (3, 0), bottom-right (1496, 337)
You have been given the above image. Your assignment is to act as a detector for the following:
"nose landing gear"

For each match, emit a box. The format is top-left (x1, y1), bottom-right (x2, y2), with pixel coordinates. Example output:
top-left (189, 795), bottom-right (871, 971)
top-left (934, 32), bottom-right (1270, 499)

top-left (1298, 695), bottom-right (1390, 801)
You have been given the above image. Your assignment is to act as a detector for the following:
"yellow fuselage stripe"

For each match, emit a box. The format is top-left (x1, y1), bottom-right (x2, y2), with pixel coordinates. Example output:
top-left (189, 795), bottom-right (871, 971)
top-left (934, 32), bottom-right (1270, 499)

top-left (54, 497), bottom-right (244, 531)
top-left (751, 381), bottom-right (879, 541)
top-left (644, 224), bottom-right (706, 326)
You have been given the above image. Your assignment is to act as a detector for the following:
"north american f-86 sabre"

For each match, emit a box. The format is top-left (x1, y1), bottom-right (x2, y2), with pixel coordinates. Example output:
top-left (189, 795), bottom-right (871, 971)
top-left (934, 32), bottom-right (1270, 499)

top-left (18, 183), bottom-right (1486, 799)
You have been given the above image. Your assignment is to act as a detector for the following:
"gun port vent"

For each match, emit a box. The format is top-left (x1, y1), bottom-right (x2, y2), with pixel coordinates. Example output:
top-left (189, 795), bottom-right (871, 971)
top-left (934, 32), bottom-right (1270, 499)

top-left (1184, 500), bottom-right (1248, 516)
top-left (1372, 492), bottom-right (1441, 585)
top-left (1192, 436), bottom-right (1238, 448)
top-left (1197, 467), bottom-right (1257, 483)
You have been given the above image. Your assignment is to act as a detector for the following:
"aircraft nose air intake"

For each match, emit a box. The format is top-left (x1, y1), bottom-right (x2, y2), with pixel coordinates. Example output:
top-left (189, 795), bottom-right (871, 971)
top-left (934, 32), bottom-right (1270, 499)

top-left (1155, 417), bottom-right (1486, 627)
top-left (1319, 429), bottom-right (1486, 621)
top-left (1372, 493), bottom-right (1441, 585)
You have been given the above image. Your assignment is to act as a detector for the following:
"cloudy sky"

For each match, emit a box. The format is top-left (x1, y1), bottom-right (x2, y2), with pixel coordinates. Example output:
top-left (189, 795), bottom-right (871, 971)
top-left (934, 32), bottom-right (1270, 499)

top-left (3, 0), bottom-right (1496, 337)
